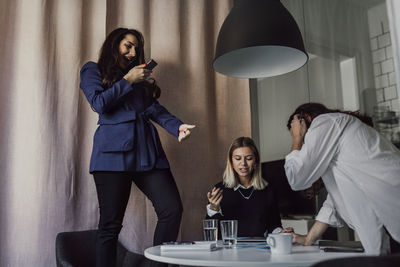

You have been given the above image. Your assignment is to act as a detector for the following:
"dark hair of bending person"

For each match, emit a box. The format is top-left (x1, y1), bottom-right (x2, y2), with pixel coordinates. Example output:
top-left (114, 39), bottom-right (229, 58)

top-left (287, 102), bottom-right (373, 130)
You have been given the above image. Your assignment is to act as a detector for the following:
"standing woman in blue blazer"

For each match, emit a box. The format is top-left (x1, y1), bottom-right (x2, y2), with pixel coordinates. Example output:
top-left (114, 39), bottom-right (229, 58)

top-left (80, 28), bottom-right (195, 267)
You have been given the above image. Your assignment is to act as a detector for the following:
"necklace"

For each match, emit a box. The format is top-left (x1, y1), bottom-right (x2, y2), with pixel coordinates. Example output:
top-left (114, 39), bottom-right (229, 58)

top-left (237, 187), bottom-right (254, 200)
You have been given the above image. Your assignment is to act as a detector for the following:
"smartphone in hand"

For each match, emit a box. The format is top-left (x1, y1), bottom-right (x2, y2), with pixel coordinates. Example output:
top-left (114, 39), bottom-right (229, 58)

top-left (144, 59), bottom-right (158, 70)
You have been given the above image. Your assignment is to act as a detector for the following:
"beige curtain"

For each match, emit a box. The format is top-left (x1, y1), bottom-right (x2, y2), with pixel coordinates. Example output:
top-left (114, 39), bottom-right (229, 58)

top-left (0, 0), bottom-right (251, 266)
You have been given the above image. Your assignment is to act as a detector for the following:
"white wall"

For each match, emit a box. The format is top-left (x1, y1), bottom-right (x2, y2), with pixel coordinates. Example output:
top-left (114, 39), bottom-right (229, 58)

top-left (308, 56), bottom-right (342, 109)
top-left (256, 69), bottom-right (309, 161)
top-left (253, 0), bottom-right (373, 162)
top-left (340, 58), bottom-right (360, 111)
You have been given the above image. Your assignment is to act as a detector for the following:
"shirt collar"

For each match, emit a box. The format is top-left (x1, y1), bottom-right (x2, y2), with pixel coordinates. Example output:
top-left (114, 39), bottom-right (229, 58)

top-left (234, 183), bottom-right (254, 191)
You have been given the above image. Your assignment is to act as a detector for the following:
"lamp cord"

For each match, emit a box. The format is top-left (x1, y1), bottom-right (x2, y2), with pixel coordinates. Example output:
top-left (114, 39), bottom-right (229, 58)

top-left (301, 0), bottom-right (311, 102)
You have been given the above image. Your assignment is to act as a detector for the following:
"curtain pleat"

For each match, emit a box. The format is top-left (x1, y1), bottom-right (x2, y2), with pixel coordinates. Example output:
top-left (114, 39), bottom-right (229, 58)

top-left (0, 0), bottom-right (252, 266)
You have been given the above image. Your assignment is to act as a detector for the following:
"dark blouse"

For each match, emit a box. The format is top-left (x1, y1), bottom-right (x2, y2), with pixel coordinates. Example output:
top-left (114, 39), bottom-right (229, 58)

top-left (206, 181), bottom-right (282, 237)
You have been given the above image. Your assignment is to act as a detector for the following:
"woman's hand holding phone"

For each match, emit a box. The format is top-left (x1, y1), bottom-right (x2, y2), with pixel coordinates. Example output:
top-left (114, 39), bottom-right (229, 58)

top-left (123, 64), bottom-right (152, 84)
top-left (207, 187), bottom-right (223, 211)
top-left (144, 59), bottom-right (158, 70)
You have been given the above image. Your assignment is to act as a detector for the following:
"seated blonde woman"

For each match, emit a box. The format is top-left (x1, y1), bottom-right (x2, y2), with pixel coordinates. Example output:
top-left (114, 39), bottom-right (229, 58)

top-left (206, 137), bottom-right (282, 237)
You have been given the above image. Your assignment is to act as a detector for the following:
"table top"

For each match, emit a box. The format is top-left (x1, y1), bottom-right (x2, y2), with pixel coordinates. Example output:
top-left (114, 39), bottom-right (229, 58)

top-left (144, 243), bottom-right (365, 267)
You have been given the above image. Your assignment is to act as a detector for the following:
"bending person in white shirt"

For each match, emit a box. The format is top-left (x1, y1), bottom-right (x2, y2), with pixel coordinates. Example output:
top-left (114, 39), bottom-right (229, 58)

top-left (283, 102), bottom-right (400, 255)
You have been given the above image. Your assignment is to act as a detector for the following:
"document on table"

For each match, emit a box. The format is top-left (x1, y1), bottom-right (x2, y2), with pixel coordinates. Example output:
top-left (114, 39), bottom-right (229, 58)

top-left (160, 241), bottom-right (218, 251)
top-left (318, 240), bottom-right (364, 252)
top-left (236, 237), bottom-right (269, 249)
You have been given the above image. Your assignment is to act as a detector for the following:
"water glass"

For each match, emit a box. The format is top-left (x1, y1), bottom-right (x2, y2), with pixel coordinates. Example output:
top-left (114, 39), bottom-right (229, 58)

top-left (203, 219), bottom-right (218, 242)
top-left (220, 220), bottom-right (238, 247)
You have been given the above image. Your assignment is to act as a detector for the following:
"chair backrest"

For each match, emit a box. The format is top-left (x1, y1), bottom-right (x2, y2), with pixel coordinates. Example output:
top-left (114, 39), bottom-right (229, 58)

top-left (311, 253), bottom-right (400, 267)
top-left (56, 230), bottom-right (98, 267)
top-left (56, 229), bottom-right (154, 267)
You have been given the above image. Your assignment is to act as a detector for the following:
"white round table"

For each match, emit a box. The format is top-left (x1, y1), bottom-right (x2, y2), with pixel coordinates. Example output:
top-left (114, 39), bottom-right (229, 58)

top-left (144, 244), bottom-right (365, 267)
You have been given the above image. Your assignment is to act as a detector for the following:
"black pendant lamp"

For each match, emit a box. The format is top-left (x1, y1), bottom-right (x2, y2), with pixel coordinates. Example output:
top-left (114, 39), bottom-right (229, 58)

top-left (213, 0), bottom-right (308, 78)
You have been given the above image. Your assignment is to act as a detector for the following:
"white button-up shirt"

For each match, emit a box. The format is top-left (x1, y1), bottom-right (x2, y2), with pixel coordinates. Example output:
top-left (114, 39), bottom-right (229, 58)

top-left (284, 113), bottom-right (400, 255)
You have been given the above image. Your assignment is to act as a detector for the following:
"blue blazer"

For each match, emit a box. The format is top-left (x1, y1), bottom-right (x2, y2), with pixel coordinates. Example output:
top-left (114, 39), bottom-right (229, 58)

top-left (80, 61), bottom-right (183, 172)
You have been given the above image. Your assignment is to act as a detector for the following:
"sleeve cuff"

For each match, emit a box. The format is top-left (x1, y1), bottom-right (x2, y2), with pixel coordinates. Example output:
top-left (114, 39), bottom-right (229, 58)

top-left (284, 150), bottom-right (311, 191)
top-left (174, 122), bottom-right (183, 138)
top-left (120, 77), bottom-right (131, 87)
top-left (206, 204), bottom-right (222, 217)
top-left (285, 149), bottom-right (301, 161)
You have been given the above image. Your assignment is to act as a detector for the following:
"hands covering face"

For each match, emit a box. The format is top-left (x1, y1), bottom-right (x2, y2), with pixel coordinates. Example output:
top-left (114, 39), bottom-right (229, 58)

top-left (289, 114), bottom-right (308, 141)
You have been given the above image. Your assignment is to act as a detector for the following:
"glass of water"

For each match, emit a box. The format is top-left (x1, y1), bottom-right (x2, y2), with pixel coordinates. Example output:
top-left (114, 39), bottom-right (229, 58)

top-left (220, 220), bottom-right (237, 247)
top-left (203, 219), bottom-right (218, 242)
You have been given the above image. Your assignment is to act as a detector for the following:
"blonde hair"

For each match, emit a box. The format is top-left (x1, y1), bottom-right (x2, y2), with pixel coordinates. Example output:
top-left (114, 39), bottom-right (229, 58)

top-left (222, 137), bottom-right (267, 190)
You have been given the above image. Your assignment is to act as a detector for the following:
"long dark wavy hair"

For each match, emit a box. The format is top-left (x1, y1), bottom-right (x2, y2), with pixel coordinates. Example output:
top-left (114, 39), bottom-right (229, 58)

top-left (97, 28), bottom-right (160, 99)
top-left (287, 103), bottom-right (374, 130)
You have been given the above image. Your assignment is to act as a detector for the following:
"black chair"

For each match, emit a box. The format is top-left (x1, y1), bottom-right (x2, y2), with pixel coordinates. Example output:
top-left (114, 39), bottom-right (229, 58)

top-left (311, 253), bottom-right (400, 267)
top-left (55, 230), bottom-right (149, 267)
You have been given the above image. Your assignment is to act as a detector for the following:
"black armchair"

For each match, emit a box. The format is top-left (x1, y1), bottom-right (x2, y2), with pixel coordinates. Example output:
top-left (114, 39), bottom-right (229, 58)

top-left (55, 230), bottom-right (148, 267)
top-left (311, 253), bottom-right (400, 267)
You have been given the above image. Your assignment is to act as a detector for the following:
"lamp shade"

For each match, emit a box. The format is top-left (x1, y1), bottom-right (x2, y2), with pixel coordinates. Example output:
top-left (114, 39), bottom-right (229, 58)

top-left (213, 0), bottom-right (308, 78)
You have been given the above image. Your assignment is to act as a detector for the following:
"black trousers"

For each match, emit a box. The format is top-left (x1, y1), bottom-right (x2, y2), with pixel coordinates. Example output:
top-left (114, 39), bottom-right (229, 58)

top-left (93, 169), bottom-right (183, 267)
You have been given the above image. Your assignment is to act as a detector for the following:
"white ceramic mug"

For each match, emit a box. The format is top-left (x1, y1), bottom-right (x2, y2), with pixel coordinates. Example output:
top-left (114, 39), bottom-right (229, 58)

top-left (266, 233), bottom-right (292, 254)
